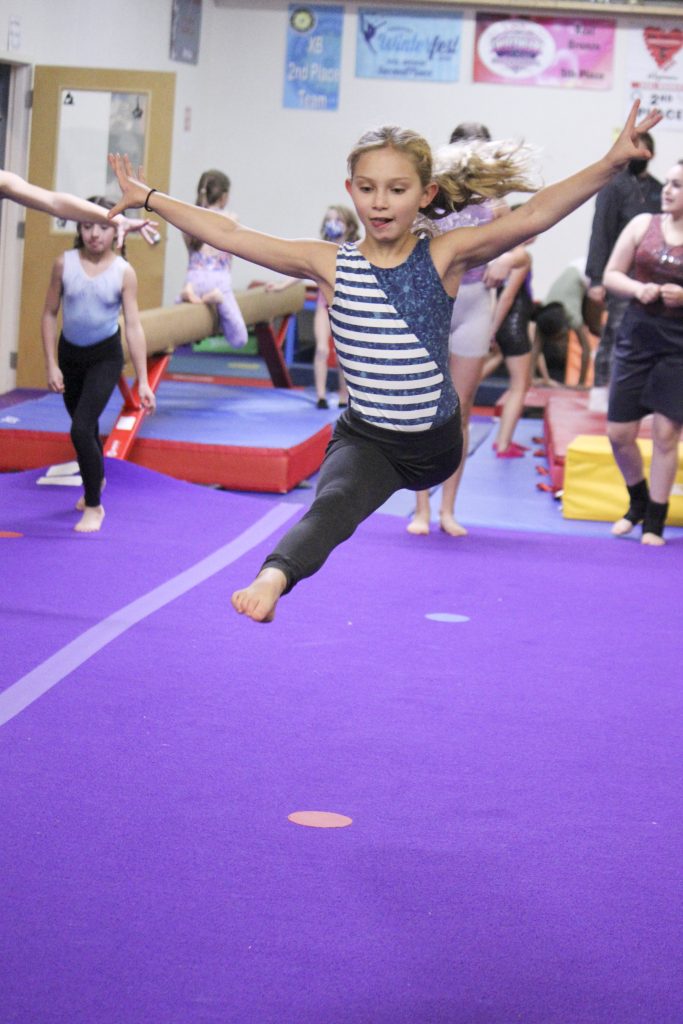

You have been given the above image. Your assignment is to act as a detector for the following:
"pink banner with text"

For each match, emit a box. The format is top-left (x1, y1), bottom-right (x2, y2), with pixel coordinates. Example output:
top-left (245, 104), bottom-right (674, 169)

top-left (474, 14), bottom-right (615, 90)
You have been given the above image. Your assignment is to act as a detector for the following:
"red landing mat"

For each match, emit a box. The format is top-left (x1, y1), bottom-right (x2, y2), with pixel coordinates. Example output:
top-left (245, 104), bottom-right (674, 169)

top-left (542, 390), bottom-right (653, 493)
top-left (0, 384), bottom-right (334, 494)
top-left (494, 385), bottom-right (554, 418)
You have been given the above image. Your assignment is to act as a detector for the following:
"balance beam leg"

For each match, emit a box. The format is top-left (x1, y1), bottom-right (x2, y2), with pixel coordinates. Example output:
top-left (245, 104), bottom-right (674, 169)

top-left (103, 353), bottom-right (170, 460)
top-left (255, 322), bottom-right (293, 388)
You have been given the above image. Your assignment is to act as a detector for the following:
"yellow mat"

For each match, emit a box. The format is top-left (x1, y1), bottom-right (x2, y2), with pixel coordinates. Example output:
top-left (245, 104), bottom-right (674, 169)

top-left (563, 434), bottom-right (683, 524)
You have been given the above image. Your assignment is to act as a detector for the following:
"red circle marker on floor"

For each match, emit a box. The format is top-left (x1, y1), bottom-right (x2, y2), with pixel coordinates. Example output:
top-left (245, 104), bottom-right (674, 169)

top-left (0, 531), bottom-right (23, 538)
top-left (288, 811), bottom-right (352, 828)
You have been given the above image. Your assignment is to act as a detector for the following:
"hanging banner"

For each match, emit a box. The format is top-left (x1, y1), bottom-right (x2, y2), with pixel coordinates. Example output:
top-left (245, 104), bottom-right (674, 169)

top-left (170, 0), bottom-right (202, 65)
top-left (356, 8), bottom-right (462, 82)
top-left (284, 5), bottom-right (343, 111)
top-left (474, 13), bottom-right (615, 90)
top-left (629, 25), bottom-right (683, 132)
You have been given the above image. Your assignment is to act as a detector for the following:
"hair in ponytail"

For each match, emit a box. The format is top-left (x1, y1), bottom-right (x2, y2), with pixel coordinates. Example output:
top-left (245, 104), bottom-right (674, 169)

top-left (186, 169), bottom-right (231, 252)
top-left (428, 139), bottom-right (540, 217)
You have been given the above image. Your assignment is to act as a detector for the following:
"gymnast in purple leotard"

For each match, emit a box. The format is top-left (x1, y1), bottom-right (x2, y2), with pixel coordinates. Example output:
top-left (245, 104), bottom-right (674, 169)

top-left (178, 169), bottom-right (248, 348)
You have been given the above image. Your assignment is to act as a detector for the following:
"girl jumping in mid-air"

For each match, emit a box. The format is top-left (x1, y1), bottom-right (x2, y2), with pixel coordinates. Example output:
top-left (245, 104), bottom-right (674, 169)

top-left (109, 101), bottom-right (660, 620)
top-left (179, 169), bottom-right (248, 349)
top-left (41, 198), bottom-right (156, 533)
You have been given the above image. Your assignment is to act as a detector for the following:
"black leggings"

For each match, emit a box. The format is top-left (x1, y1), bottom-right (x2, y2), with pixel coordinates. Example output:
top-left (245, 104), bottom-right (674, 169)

top-left (58, 331), bottom-right (124, 507)
top-left (262, 407), bottom-right (463, 593)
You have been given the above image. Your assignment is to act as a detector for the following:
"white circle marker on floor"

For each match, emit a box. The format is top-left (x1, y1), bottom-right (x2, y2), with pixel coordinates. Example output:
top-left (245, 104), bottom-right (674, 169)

top-left (425, 613), bottom-right (470, 623)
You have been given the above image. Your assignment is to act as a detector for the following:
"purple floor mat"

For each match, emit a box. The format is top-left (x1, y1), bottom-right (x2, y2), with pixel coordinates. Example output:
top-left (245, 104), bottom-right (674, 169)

top-left (1, 463), bottom-right (681, 1023)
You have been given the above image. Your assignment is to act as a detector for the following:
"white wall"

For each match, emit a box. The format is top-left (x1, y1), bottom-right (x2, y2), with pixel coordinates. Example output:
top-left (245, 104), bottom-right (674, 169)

top-left (0, 0), bottom-right (681, 390)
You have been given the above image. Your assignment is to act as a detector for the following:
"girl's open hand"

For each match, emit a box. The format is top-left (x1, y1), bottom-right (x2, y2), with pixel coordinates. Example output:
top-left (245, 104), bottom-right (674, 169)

top-left (107, 153), bottom-right (150, 218)
top-left (111, 214), bottom-right (160, 250)
top-left (606, 101), bottom-right (662, 173)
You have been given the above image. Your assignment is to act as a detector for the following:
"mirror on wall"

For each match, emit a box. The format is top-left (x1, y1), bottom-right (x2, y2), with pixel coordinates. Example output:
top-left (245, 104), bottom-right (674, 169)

top-left (53, 88), bottom-right (148, 230)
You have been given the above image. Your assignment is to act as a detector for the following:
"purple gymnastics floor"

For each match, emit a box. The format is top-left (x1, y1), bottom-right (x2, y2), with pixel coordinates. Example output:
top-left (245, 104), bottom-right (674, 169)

top-left (1, 457), bottom-right (682, 1023)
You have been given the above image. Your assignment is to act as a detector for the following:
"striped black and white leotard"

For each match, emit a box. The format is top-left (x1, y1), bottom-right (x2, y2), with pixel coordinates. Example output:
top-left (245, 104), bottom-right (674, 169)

top-left (329, 238), bottom-right (459, 432)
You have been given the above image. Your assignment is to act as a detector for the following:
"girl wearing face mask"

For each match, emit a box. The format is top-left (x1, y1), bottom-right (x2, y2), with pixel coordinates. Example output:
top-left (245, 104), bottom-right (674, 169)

top-left (266, 205), bottom-right (360, 407)
top-left (314, 206), bottom-right (361, 408)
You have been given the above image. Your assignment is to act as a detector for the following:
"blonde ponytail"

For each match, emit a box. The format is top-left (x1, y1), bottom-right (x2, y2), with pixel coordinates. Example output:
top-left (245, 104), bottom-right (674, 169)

top-left (427, 139), bottom-right (540, 217)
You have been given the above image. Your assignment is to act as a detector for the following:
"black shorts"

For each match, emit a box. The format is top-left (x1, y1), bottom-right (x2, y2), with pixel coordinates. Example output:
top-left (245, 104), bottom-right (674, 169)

top-left (608, 307), bottom-right (683, 424)
top-left (333, 406), bottom-right (463, 492)
top-left (496, 289), bottom-right (533, 358)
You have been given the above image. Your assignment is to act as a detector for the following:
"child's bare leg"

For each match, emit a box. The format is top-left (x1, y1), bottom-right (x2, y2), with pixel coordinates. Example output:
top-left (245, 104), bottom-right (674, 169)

top-left (76, 476), bottom-right (106, 511)
top-left (608, 420), bottom-right (645, 535)
top-left (74, 505), bottom-right (105, 533)
top-left (407, 489), bottom-right (431, 534)
top-left (202, 288), bottom-right (224, 304)
top-left (641, 415), bottom-right (681, 546)
top-left (234, 435), bottom-right (404, 622)
top-left (313, 303), bottom-right (331, 402)
top-left (180, 283), bottom-right (202, 304)
top-left (438, 353), bottom-right (484, 537)
top-left (495, 353), bottom-right (531, 451)
top-left (439, 464), bottom-right (468, 537)
top-left (231, 567), bottom-right (287, 623)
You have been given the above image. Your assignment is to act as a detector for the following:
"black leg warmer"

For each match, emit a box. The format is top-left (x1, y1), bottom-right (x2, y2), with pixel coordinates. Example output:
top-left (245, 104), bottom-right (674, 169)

top-left (623, 479), bottom-right (649, 525)
top-left (642, 499), bottom-right (668, 538)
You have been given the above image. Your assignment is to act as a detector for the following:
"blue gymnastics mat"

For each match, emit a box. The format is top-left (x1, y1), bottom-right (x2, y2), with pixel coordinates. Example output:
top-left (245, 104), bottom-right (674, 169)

top-left (0, 382), bottom-right (339, 493)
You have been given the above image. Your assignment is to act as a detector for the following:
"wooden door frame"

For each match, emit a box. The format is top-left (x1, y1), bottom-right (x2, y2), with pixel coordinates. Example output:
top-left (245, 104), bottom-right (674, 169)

top-left (16, 66), bottom-right (175, 388)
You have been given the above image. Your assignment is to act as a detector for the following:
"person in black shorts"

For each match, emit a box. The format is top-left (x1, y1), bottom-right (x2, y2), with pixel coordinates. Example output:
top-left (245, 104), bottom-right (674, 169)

top-left (487, 229), bottom-right (535, 457)
top-left (604, 160), bottom-right (683, 545)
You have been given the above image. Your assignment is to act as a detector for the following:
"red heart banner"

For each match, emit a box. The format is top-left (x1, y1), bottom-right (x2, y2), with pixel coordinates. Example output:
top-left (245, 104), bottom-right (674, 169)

top-left (643, 26), bottom-right (683, 71)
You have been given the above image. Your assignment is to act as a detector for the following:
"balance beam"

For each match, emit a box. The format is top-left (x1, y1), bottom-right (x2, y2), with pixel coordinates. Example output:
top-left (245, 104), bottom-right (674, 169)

top-left (104, 282), bottom-right (306, 460)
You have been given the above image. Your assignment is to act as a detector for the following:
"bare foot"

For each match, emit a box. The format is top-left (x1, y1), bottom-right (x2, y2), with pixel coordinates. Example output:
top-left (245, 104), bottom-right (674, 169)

top-left (74, 505), bottom-right (105, 533)
top-left (641, 532), bottom-right (665, 547)
top-left (406, 512), bottom-right (430, 535)
top-left (76, 478), bottom-right (106, 511)
top-left (202, 288), bottom-right (224, 304)
top-left (180, 286), bottom-right (202, 304)
top-left (439, 512), bottom-right (468, 537)
top-left (611, 517), bottom-right (635, 537)
top-left (231, 567), bottom-right (287, 622)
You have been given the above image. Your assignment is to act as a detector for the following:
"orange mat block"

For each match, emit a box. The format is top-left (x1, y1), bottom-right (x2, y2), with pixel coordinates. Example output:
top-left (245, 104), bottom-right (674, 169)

top-left (563, 329), bottom-right (599, 388)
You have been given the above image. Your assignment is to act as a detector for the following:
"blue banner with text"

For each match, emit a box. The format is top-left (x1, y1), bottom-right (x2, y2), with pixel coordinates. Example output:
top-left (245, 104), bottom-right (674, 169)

top-left (284, 5), bottom-right (344, 111)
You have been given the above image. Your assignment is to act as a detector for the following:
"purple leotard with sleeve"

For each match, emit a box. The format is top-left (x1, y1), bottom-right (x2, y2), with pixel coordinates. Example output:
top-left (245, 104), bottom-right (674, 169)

top-left (436, 201), bottom-right (495, 284)
top-left (435, 201), bottom-right (497, 357)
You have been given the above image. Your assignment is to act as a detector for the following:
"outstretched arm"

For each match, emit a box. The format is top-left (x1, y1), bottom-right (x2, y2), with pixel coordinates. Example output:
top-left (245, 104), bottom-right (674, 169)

top-left (433, 102), bottom-right (662, 289)
top-left (0, 170), bottom-right (158, 249)
top-left (108, 155), bottom-right (336, 288)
